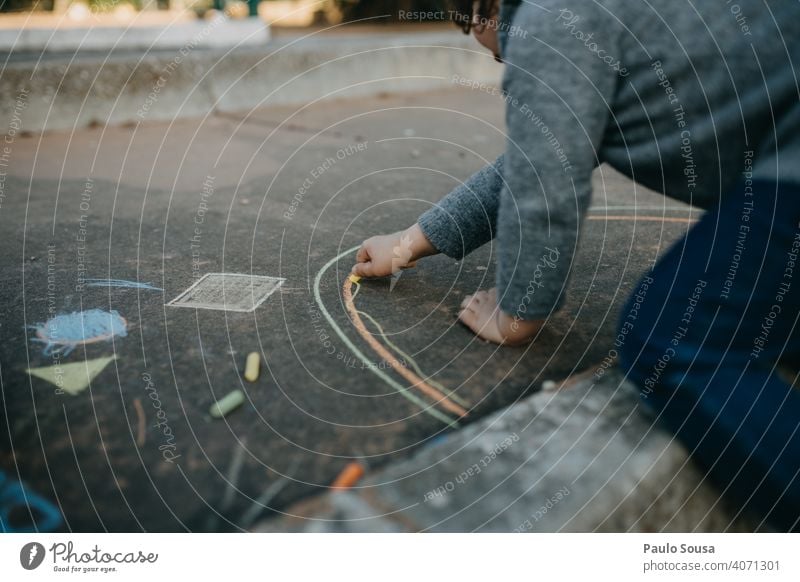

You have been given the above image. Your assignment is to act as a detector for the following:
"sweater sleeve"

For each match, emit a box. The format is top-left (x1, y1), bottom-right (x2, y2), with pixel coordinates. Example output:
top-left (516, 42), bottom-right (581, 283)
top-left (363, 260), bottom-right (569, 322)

top-left (495, 1), bottom-right (619, 320)
top-left (417, 155), bottom-right (505, 259)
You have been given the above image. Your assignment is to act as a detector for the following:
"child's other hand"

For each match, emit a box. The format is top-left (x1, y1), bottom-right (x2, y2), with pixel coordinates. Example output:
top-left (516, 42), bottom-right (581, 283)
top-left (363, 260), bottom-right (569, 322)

top-left (351, 223), bottom-right (436, 278)
top-left (459, 288), bottom-right (543, 346)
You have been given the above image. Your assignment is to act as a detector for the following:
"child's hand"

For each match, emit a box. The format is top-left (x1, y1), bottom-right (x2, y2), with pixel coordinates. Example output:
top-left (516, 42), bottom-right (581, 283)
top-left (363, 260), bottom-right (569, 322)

top-left (352, 223), bottom-right (437, 278)
top-left (459, 288), bottom-right (543, 346)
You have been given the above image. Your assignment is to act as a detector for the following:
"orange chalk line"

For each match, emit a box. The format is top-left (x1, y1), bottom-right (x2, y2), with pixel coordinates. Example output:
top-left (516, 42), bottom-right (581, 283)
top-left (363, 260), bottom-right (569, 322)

top-left (342, 278), bottom-right (468, 418)
top-left (587, 215), bottom-right (697, 223)
top-left (133, 398), bottom-right (146, 447)
top-left (356, 307), bottom-right (470, 408)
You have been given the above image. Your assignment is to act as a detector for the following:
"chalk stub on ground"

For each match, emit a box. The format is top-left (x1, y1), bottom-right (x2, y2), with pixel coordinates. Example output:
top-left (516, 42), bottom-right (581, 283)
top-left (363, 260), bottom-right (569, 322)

top-left (244, 352), bottom-right (261, 383)
top-left (209, 390), bottom-right (245, 418)
top-left (330, 461), bottom-right (365, 490)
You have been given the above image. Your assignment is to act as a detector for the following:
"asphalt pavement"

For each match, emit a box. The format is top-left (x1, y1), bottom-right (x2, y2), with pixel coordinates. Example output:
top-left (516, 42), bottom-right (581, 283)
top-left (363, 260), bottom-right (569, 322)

top-left (0, 87), bottom-right (693, 531)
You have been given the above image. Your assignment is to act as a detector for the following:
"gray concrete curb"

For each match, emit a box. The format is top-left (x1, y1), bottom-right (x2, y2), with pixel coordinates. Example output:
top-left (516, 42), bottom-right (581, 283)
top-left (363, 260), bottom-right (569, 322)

top-left (255, 370), bottom-right (756, 532)
top-left (0, 31), bottom-right (502, 134)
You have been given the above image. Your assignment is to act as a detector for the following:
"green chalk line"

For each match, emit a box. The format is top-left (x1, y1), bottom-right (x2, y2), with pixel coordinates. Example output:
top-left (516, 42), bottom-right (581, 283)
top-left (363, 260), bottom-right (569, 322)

top-left (313, 246), bottom-right (459, 428)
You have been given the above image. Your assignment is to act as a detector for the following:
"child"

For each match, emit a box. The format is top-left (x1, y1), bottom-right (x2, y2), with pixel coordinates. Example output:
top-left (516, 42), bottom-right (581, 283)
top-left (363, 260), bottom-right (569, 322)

top-left (352, 1), bottom-right (799, 530)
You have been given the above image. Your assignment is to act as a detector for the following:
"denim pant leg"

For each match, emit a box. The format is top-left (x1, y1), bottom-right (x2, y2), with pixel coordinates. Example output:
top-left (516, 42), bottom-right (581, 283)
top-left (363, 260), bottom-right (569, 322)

top-left (618, 180), bottom-right (800, 531)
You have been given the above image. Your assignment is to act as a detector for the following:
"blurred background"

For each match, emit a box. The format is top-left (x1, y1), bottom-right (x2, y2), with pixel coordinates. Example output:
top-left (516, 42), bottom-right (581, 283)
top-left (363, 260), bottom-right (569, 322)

top-left (0, 0), bottom-right (448, 28)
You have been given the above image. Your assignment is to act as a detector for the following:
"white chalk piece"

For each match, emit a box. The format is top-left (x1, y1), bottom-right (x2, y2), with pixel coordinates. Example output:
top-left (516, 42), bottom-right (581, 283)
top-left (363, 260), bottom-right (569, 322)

top-left (209, 390), bottom-right (245, 418)
top-left (244, 352), bottom-right (260, 382)
top-left (542, 380), bottom-right (558, 391)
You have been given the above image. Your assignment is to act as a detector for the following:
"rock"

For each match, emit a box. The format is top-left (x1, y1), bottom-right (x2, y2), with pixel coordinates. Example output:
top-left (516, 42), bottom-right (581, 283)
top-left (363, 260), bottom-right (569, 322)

top-left (255, 369), bottom-right (756, 532)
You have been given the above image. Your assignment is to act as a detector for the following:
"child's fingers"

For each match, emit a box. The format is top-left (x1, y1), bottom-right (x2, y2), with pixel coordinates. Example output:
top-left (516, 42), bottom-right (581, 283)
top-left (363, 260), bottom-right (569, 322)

top-left (355, 243), bottom-right (371, 264)
top-left (352, 243), bottom-right (373, 276)
top-left (351, 260), bottom-right (375, 278)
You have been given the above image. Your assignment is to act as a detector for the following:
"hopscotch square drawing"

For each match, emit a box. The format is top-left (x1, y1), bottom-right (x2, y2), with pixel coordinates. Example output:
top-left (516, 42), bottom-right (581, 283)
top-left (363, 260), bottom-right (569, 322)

top-left (167, 273), bottom-right (285, 312)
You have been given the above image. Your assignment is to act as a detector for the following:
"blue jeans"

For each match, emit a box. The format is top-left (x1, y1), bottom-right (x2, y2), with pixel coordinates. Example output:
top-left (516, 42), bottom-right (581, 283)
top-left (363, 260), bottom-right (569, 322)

top-left (618, 180), bottom-right (800, 531)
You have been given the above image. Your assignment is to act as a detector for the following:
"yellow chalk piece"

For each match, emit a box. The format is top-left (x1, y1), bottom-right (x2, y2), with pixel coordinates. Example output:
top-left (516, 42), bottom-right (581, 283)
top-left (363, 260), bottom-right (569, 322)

top-left (348, 274), bottom-right (361, 284)
top-left (26, 355), bottom-right (117, 396)
top-left (244, 352), bottom-right (261, 382)
top-left (210, 389), bottom-right (245, 418)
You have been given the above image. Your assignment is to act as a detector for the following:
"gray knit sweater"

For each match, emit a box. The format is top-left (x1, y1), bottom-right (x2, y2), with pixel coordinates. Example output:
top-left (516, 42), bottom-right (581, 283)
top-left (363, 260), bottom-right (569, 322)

top-left (418, 0), bottom-right (800, 319)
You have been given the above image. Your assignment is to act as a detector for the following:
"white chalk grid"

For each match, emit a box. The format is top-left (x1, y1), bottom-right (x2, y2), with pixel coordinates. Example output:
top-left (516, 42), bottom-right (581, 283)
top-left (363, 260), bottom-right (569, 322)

top-left (167, 273), bottom-right (285, 312)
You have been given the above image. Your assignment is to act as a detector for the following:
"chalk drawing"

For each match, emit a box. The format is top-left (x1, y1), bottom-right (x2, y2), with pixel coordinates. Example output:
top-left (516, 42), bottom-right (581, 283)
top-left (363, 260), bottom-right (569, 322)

top-left (342, 278), bottom-right (467, 418)
top-left (238, 458), bottom-right (301, 529)
top-left (167, 273), bottom-right (285, 312)
top-left (26, 355), bottom-right (117, 395)
top-left (0, 471), bottom-right (63, 533)
top-left (133, 398), bottom-right (146, 447)
top-left (356, 304), bottom-right (469, 408)
top-left (85, 278), bottom-right (163, 291)
top-left (205, 439), bottom-right (248, 531)
top-left (313, 247), bottom-right (460, 427)
top-left (313, 217), bottom-right (693, 425)
top-left (31, 309), bottom-right (127, 356)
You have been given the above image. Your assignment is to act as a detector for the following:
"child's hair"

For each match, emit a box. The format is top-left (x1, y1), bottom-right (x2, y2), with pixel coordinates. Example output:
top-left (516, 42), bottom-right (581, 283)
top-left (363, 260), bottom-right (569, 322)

top-left (449, 1), bottom-right (498, 34)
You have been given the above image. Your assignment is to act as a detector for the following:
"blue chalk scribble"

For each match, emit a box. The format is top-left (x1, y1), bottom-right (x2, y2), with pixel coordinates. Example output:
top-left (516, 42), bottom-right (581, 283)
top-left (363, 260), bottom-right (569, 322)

top-left (0, 470), bottom-right (63, 533)
top-left (30, 309), bottom-right (128, 356)
top-left (85, 278), bottom-right (162, 291)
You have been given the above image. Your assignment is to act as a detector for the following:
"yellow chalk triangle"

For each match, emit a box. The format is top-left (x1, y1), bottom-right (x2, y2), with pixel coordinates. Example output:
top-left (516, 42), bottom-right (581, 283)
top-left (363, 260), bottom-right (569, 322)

top-left (26, 355), bottom-right (117, 395)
